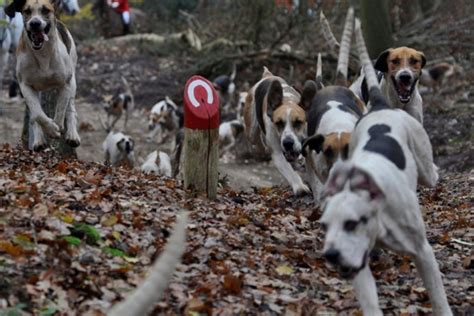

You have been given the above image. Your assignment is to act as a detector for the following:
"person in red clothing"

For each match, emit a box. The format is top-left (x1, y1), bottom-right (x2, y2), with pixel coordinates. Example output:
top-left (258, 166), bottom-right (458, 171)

top-left (107, 0), bottom-right (131, 35)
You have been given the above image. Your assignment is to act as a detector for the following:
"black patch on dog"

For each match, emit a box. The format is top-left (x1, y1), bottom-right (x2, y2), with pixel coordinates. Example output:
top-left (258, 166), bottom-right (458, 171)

top-left (363, 124), bottom-right (406, 170)
top-left (231, 122), bottom-right (244, 136)
top-left (255, 79), bottom-right (272, 134)
top-left (302, 134), bottom-right (324, 156)
top-left (5, 0), bottom-right (25, 18)
top-left (307, 86), bottom-right (363, 136)
top-left (213, 75), bottom-right (232, 93)
top-left (429, 65), bottom-right (449, 81)
top-left (57, 21), bottom-right (71, 54)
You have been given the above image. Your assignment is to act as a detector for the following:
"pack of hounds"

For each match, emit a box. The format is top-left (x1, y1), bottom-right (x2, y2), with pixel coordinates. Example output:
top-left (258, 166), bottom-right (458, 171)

top-left (4, 1), bottom-right (456, 315)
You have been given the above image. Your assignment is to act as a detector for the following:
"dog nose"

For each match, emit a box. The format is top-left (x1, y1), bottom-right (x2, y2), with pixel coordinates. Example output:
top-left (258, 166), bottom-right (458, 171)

top-left (283, 138), bottom-right (294, 151)
top-left (399, 73), bottom-right (412, 84)
top-left (324, 249), bottom-right (340, 264)
top-left (29, 20), bottom-right (42, 31)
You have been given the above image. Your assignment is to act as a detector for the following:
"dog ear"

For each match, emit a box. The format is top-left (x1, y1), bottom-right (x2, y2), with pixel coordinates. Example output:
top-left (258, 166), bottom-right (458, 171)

top-left (262, 66), bottom-right (273, 78)
top-left (374, 49), bottom-right (391, 73)
top-left (302, 134), bottom-right (325, 157)
top-left (418, 51), bottom-right (427, 68)
top-left (321, 160), bottom-right (352, 199)
top-left (349, 169), bottom-right (384, 201)
top-left (266, 80), bottom-right (283, 118)
top-left (299, 80), bottom-right (318, 111)
top-left (116, 138), bottom-right (125, 151)
top-left (49, 0), bottom-right (61, 12)
top-left (5, 0), bottom-right (26, 18)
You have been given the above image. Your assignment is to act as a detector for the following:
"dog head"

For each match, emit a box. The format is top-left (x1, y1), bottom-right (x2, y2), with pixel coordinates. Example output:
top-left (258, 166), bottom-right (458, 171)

top-left (320, 164), bottom-right (384, 279)
top-left (148, 96), bottom-right (178, 131)
top-left (6, 0), bottom-right (60, 50)
top-left (375, 47), bottom-right (426, 104)
top-left (303, 132), bottom-right (350, 179)
top-left (236, 91), bottom-right (248, 118)
top-left (260, 69), bottom-right (310, 162)
top-left (116, 134), bottom-right (135, 155)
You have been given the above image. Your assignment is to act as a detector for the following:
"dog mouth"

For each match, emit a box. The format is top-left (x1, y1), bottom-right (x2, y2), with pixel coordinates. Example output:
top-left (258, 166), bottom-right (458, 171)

top-left (283, 150), bottom-right (299, 162)
top-left (337, 251), bottom-right (368, 280)
top-left (391, 76), bottom-right (416, 104)
top-left (27, 24), bottom-right (51, 50)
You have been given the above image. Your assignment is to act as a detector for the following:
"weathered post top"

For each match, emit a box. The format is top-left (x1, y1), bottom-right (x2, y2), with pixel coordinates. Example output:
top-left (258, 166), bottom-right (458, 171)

top-left (184, 76), bottom-right (219, 130)
top-left (183, 76), bottom-right (220, 199)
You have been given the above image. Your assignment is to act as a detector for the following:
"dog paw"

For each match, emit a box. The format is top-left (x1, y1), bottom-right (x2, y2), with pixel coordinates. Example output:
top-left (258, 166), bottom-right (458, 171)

top-left (36, 116), bottom-right (61, 138)
top-left (65, 130), bottom-right (81, 148)
top-left (32, 137), bottom-right (48, 152)
top-left (293, 183), bottom-right (311, 197)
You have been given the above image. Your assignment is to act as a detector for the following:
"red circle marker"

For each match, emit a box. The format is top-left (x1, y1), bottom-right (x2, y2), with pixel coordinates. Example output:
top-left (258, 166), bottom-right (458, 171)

top-left (184, 76), bottom-right (220, 130)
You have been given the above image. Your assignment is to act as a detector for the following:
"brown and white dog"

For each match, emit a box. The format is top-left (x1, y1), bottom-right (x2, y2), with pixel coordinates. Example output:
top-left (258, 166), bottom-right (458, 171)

top-left (219, 118), bottom-right (244, 156)
top-left (302, 8), bottom-right (366, 201)
top-left (147, 96), bottom-right (182, 143)
top-left (351, 46), bottom-right (426, 123)
top-left (420, 62), bottom-right (463, 94)
top-left (243, 67), bottom-right (310, 196)
top-left (102, 76), bottom-right (134, 132)
top-left (5, 0), bottom-right (80, 151)
top-left (102, 131), bottom-right (135, 167)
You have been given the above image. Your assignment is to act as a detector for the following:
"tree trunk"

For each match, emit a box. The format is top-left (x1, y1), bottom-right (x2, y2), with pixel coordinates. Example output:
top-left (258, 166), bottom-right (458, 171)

top-left (22, 90), bottom-right (77, 158)
top-left (359, 0), bottom-right (393, 58)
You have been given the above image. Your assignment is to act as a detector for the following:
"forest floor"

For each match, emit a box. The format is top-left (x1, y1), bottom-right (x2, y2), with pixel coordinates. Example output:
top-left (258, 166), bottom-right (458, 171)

top-left (0, 29), bottom-right (473, 315)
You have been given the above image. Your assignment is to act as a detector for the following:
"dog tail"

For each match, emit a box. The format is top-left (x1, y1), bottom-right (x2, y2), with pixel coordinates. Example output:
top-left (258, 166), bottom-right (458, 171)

top-left (335, 7), bottom-right (354, 86)
top-left (320, 10), bottom-right (340, 52)
top-left (354, 18), bottom-right (390, 111)
top-left (230, 63), bottom-right (237, 81)
top-left (121, 76), bottom-right (135, 112)
top-left (108, 211), bottom-right (188, 316)
top-left (315, 53), bottom-right (324, 89)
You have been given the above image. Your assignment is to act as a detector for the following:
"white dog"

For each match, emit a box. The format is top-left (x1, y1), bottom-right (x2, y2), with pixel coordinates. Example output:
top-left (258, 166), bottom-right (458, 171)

top-left (140, 150), bottom-right (171, 177)
top-left (6, 0), bottom-right (80, 151)
top-left (319, 19), bottom-right (451, 316)
top-left (102, 131), bottom-right (135, 167)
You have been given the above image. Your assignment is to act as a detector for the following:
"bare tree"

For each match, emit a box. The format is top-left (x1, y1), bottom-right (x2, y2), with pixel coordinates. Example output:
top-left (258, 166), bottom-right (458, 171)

top-left (359, 0), bottom-right (393, 58)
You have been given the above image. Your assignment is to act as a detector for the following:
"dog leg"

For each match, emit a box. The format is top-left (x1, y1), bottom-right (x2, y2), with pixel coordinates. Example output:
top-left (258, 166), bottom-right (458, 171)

top-left (32, 121), bottom-right (48, 151)
top-left (272, 151), bottom-right (310, 196)
top-left (65, 98), bottom-right (81, 147)
top-left (305, 153), bottom-right (323, 201)
top-left (20, 84), bottom-right (61, 138)
top-left (123, 111), bottom-right (128, 131)
top-left (353, 265), bottom-right (383, 316)
top-left (413, 240), bottom-right (452, 315)
top-left (55, 78), bottom-right (77, 132)
top-left (404, 114), bottom-right (439, 187)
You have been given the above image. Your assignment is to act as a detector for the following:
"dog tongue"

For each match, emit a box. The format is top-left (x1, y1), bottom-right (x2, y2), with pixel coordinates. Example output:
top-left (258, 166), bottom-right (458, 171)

top-left (43, 32), bottom-right (49, 42)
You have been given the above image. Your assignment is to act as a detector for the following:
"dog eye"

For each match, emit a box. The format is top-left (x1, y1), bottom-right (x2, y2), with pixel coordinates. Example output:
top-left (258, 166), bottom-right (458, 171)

top-left (23, 8), bottom-right (32, 15)
top-left (360, 216), bottom-right (368, 224)
top-left (344, 220), bottom-right (358, 232)
top-left (391, 59), bottom-right (400, 65)
top-left (293, 120), bottom-right (303, 129)
top-left (276, 121), bottom-right (285, 130)
top-left (409, 58), bottom-right (419, 65)
top-left (41, 7), bottom-right (50, 15)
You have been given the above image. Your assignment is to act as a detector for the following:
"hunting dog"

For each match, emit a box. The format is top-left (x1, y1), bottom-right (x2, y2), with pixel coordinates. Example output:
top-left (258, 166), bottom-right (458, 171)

top-left (5, 0), bottom-right (80, 151)
top-left (140, 150), bottom-right (172, 177)
top-left (102, 77), bottom-right (134, 132)
top-left (350, 46), bottom-right (426, 123)
top-left (319, 19), bottom-right (451, 316)
top-left (420, 62), bottom-right (463, 94)
top-left (219, 118), bottom-right (244, 156)
top-left (243, 67), bottom-right (310, 196)
top-left (103, 131), bottom-right (135, 167)
top-left (213, 65), bottom-right (236, 115)
top-left (147, 96), bottom-right (182, 143)
top-left (302, 8), bottom-right (366, 201)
